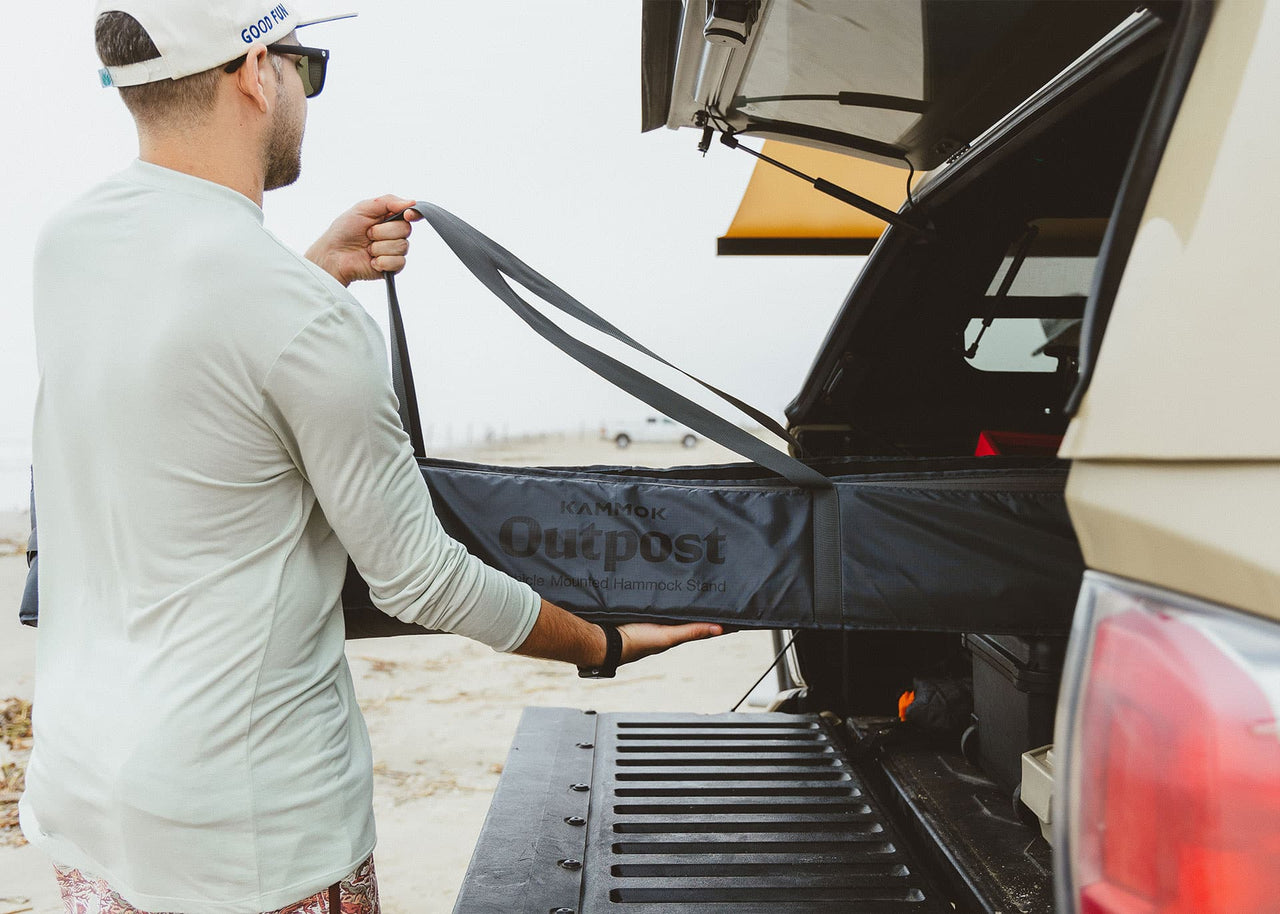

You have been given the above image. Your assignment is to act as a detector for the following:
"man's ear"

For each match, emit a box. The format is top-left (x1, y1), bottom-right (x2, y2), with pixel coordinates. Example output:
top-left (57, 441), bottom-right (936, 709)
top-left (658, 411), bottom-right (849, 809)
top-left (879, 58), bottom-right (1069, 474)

top-left (233, 43), bottom-right (273, 114)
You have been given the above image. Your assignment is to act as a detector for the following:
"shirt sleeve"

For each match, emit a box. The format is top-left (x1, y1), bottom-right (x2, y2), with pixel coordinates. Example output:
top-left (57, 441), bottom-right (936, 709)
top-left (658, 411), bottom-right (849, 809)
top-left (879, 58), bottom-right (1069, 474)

top-left (259, 299), bottom-right (540, 652)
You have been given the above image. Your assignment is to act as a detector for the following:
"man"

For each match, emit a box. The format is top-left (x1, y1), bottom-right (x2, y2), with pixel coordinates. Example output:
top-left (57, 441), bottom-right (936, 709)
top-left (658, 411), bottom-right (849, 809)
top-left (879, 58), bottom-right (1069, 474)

top-left (20, 3), bottom-right (720, 912)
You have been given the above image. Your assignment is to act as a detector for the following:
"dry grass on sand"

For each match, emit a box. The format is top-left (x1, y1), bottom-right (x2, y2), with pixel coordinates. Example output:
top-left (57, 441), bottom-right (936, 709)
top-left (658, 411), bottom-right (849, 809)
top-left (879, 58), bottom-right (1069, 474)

top-left (0, 698), bottom-right (32, 847)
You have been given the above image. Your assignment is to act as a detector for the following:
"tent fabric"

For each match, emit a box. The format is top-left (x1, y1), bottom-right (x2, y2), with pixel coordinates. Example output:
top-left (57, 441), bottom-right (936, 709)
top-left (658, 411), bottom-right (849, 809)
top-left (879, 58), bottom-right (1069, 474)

top-left (718, 141), bottom-right (909, 255)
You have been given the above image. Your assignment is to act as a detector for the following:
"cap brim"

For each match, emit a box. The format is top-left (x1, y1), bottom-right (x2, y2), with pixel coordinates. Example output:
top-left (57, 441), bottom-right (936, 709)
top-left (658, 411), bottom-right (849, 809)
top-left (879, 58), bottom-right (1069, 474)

top-left (296, 12), bottom-right (358, 28)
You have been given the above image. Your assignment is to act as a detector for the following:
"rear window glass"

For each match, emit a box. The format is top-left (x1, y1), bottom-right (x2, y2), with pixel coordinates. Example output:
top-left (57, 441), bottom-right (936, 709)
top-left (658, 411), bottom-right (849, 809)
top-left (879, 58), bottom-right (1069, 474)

top-left (964, 319), bottom-right (1060, 373)
top-left (984, 255), bottom-right (1097, 298)
top-left (966, 247), bottom-right (1097, 373)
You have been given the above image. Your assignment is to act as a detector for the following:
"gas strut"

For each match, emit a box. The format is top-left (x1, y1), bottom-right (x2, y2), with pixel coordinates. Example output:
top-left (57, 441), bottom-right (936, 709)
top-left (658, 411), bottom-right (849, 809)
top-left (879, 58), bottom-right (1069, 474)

top-left (713, 129), bottom-right (933, 241)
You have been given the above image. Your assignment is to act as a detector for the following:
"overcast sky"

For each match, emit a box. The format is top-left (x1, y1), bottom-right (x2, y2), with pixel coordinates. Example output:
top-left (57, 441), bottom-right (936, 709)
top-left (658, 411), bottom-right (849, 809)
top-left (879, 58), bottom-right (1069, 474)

top-left (0, 2), bottom-right (863, 508)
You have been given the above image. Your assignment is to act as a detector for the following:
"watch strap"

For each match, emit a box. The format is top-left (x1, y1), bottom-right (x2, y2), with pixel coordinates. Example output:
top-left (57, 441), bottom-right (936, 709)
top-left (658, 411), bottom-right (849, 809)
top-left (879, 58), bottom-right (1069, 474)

top-left (578, 622), bottom-right (623, 679)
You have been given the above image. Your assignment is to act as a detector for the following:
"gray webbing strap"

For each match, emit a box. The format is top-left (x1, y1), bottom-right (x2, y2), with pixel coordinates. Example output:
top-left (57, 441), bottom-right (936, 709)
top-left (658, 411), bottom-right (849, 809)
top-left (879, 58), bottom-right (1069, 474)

top-left (385, 273), bottom-right (426, 459)
top-left (387, 203), bottom-right (844, 627)
top-left (388, 207), bottom-right (799, 454)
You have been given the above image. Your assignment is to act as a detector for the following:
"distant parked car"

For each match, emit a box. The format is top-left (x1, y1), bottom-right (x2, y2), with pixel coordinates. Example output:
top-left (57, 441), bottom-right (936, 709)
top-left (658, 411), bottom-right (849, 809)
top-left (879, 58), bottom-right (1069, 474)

top-left (601, 416), bottom-right (698, 449)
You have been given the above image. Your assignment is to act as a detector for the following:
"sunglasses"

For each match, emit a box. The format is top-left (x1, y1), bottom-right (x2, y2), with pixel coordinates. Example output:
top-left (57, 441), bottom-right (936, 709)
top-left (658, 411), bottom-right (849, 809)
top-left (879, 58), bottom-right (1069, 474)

top-left (224, 44), bottom-right (329, 99)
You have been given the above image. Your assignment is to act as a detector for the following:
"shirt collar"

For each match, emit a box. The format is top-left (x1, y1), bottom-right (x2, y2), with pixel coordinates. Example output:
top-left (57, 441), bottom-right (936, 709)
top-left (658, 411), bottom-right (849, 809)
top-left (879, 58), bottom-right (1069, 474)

top-left (123, 160), bottom-right (266, 225)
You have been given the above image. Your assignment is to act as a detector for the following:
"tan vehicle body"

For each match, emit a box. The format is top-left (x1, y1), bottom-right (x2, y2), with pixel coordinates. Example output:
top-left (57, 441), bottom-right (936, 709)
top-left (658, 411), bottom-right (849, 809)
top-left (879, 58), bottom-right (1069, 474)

top-left (1062, 0), bottom-right (1280, 622)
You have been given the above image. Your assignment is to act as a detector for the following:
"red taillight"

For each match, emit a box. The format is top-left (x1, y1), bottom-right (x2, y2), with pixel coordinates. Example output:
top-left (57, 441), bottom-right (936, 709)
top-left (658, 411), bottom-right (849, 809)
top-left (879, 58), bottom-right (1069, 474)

top-left (1060, 575), bottom-right (1280, 914)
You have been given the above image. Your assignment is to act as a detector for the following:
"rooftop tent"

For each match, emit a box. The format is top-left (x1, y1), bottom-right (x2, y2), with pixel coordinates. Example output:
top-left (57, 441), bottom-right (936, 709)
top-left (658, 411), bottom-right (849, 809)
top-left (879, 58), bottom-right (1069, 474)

top-left (717, 140), bottom-right (908, 255)
top-left (649, 0), bottom-right (1139, 168)
top-left (645, 0), bottom-right (1139, 256)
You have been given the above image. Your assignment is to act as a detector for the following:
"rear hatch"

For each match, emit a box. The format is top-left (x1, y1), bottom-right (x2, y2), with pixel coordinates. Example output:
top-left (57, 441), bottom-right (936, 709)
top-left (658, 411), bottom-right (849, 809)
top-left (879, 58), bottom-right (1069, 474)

top-left (644, 0), bottom-right (1140, 168)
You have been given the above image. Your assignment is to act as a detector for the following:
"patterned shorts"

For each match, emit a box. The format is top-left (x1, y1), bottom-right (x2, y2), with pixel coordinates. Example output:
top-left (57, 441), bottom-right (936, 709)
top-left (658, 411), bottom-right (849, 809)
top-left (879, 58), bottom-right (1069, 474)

top-left (53, 854), bottom-right (379, 914)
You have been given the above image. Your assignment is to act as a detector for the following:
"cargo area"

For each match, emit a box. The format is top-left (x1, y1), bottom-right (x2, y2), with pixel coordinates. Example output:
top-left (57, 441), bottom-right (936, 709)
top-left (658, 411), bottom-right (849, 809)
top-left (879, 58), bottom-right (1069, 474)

top-left (454, 709), bottom-right (1052, 914)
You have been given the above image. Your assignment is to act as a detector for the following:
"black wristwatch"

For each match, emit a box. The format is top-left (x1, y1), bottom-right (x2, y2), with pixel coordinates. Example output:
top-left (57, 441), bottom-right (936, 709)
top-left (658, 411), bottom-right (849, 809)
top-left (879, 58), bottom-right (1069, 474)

top-left (578, 622), bottom-right (623, 679)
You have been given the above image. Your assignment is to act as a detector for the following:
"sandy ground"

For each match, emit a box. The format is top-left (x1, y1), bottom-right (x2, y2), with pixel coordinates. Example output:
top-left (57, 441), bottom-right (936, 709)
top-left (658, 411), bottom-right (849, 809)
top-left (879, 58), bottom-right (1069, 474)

top-left (0, 436), bottom-right (779, 914)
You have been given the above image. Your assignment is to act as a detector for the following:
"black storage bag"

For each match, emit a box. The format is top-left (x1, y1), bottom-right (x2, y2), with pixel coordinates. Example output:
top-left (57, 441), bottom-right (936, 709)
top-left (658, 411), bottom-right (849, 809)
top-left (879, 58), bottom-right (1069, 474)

top-left (345, 455), bottom-right (1080, 634)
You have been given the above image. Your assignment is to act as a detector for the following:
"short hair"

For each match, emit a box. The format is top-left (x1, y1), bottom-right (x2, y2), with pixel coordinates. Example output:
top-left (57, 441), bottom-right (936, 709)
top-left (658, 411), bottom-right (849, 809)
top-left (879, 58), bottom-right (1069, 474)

top-left (95, 11), bottom-right (222, 129)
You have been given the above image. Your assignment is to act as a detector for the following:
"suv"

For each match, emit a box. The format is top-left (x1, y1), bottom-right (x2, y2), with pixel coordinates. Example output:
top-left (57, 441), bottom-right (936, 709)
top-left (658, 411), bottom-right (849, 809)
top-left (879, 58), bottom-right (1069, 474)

top-left (451, 2), bottom-right (1280, 912)
top-left (601, 416), bottom-right (699, 449)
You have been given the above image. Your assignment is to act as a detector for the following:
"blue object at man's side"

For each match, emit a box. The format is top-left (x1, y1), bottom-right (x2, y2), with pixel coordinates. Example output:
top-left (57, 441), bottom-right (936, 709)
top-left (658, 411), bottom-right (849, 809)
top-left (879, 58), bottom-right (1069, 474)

top-left (20, 471), bottom-right (38, 627)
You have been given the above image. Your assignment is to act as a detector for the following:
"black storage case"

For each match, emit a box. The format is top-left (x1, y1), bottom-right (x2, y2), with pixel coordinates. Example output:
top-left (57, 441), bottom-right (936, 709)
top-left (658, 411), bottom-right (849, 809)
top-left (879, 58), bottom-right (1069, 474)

top-left (337, 456), bottom-right (1084, 639)
top-left (964, 634), bottom-right (1066, 792)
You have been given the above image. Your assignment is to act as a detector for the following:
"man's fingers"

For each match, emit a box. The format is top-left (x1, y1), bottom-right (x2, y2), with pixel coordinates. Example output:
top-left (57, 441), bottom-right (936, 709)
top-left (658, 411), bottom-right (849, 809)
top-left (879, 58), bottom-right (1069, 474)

top-left (374, 194), bottom-right (416, 215)
top-left (663, 622), bottom-right (723, 646)
top-left (368, 222), bottom-right (411, 244)
top-left (372, 255), bottom-right (407, 275)
top-left (354, 195), bottom-right (418, 222)
top-left (368, 206), bottom-right (413, 242)
top-left (369, 239), bottom-right (409, 258)
top-left (618, 621), bottom-right (723, 664)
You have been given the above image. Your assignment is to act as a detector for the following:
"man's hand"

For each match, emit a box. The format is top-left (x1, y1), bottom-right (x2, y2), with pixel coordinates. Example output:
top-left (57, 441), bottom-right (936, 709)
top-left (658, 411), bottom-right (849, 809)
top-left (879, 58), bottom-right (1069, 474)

top-left (305, 195), bottom-right (423, 287)
top-left (616, 621), bottom-right (723, 666)
top-left (514, 599), bottom-right (722, 670)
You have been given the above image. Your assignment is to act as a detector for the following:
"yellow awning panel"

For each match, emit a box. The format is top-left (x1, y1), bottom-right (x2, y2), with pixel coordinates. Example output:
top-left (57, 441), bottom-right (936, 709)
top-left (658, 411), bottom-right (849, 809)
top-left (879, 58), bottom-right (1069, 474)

top-left (719, 141), bottom-right (908, 255)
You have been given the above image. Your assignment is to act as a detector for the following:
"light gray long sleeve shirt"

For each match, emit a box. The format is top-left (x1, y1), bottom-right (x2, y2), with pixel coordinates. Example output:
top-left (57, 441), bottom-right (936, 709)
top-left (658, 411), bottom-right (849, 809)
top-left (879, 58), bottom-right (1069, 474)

top-left (20, 161), bottom-right (540, 913)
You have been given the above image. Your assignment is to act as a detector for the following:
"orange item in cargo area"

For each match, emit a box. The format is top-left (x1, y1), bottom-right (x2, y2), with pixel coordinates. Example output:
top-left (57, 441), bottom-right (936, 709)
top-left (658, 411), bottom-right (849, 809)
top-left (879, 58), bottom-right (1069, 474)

top-left (898, 690), bottom-right (916, 721)
top-left (975, 431), bottom-right (1064, 457)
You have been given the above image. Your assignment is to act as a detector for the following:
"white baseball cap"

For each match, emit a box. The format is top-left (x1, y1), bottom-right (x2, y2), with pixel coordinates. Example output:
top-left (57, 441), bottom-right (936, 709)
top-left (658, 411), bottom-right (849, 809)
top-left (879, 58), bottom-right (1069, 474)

top-left (95, 1), bottom-right (355, 88)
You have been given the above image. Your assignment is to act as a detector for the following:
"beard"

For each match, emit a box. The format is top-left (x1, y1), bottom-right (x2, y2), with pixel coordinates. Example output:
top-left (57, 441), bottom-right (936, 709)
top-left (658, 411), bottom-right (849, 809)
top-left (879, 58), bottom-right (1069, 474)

top-left (264, 80), bottom-right (305, 191)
